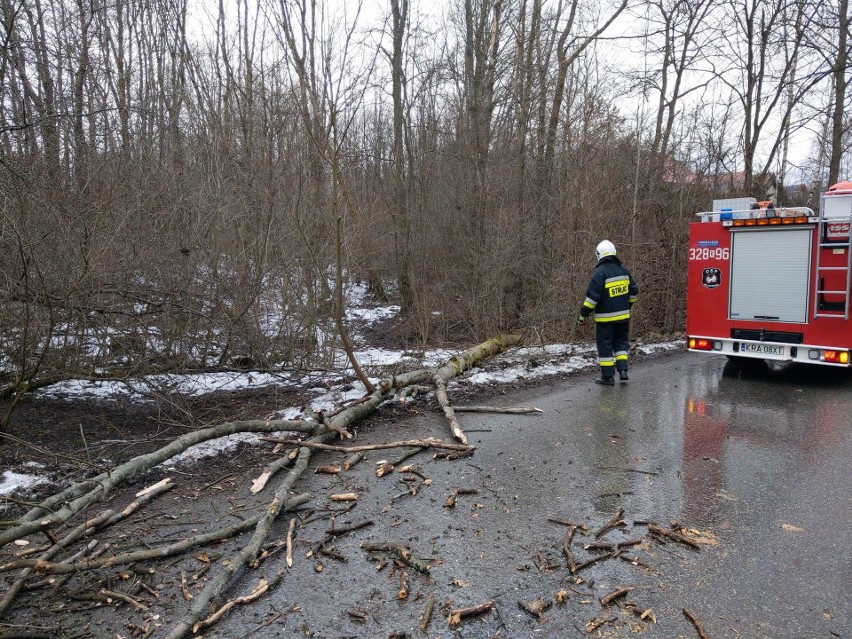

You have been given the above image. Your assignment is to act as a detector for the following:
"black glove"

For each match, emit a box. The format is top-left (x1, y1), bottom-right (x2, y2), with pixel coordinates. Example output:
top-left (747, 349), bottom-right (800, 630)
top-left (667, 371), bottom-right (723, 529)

top-left (576, 314), bottom-right (586, 325)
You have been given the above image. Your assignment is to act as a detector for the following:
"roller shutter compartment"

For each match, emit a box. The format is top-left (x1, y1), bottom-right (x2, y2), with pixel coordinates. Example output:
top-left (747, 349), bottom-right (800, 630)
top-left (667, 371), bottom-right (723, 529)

top-left (729, 228), bottom-right (812, 323)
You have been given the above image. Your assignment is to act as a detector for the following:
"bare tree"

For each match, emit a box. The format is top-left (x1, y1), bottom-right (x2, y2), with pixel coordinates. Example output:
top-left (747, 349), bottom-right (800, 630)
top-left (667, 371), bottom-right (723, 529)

top-left (714, 0), bottom-right (820, 193)
top-left (388, 0), bottom-right (414, 314)
top-left (825, 0), bottom-right (850, 185)
top-left (542, 0), bottom-right (628, 182)
top-left (270, 0), bottom-right (378, 390)
top-left (643, 0), bottom-right (717, 163)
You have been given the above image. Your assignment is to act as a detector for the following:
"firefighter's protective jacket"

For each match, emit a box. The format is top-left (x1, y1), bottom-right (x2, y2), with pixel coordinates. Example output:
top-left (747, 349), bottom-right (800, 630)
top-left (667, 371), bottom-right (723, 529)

top-left (579, 256), bottom-right (639, 323)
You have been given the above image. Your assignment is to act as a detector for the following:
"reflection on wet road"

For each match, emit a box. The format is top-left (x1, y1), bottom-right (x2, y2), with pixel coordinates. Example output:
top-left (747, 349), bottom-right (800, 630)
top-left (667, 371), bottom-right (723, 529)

top-left (682, 360), bottom-right (851, 531)
top-left (559, 353), bottom-right (852, 638)
top-left (667, 357), bottom-right (852, 639)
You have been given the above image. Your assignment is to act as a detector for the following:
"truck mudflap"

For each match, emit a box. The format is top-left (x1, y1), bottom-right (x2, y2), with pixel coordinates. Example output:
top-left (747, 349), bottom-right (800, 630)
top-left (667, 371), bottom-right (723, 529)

top-left (687, 335), bottom-right (850, 367)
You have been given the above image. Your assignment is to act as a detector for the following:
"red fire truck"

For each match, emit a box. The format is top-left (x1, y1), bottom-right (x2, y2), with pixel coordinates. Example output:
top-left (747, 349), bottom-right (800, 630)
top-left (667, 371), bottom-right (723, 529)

top-left (686, 181), bottom-right (852, 367)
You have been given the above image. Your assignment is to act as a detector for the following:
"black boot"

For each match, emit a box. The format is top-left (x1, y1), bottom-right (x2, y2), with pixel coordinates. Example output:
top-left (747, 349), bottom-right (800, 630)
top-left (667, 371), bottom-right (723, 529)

top-left (595, 376), bottom-right (615, 386)
top-left (619, 370), bottom-right (628, 382)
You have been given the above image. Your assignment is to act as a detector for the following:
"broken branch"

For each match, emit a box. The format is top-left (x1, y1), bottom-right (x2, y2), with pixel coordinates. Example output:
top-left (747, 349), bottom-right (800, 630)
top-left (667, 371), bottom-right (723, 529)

top-left (398, 571), bottom-right (409, 599)
top-left (573, 550), bottom-right (621, 573)
top-left (600, 586), bottom-right (634, 606)
top-left (518, 597), bottom-right (552, 618)
top-left (447, 600), bottom-right (494, 627)
top-left (454, 405), bottom-right (542, 414)
top-left (326, 520), bottom-right (373, 536)
top-left (444, 488), bottom-right (479, 509)
top-left (285, 518), bottom-right (296, 568)
top-left (314, 465), bottom-right (341, 475)
top-left (0, 509), bottom-right (114, 615)
top-left (419, 595), bottom-right (435, 630)
top-left (433, 335), bottom-right (522, 443)
top-left (0, 494), bottom-right (312, 575)
top-left (361, 542), bottom-right (430, 574)
top-left (585, 614), bottom-right (615, 633)
top-left (376, 446), bottom-right (426, 477)
top-left (259, 437), bottom-right (472, 454)
top-left (0, 419), bottom-right (315, 548)
top-left (648, 524), bottom-right (701, 551)
top-left (548, 518), bottom-right (588, 530)
top-left (342, 452), bottom-right (364, 470)
top-left (683, 608), bottom-right (712, 639)
top-left (164, 436), bottom-right (324, 639)
top-left (193, 577), bottom-right (274, 633)
top-left (593, 508), bottom-right (626, 539)
top-left (562, 525), bottom-right (578, 573)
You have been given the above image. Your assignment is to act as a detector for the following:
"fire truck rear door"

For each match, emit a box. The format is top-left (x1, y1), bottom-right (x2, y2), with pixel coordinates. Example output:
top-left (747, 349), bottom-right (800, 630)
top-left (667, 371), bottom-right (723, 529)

top-left (729, 228), bottom-right (812, 323)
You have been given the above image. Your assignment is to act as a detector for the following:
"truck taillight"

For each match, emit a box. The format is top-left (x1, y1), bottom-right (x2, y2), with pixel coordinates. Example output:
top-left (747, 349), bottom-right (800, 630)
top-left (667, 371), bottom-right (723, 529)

top-left (823, 350), bottom-right (849, 364)
top-left (809, 349), bottom-right (850, 364)
top-left (688, 338), bottom-right (715, 351)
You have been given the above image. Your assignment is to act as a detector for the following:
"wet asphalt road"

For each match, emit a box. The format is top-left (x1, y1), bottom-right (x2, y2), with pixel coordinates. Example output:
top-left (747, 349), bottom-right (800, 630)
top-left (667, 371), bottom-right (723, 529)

top-left (461, 351), bottom-right (852, 639)
top-left (195, 350), bottom-right (851, 639)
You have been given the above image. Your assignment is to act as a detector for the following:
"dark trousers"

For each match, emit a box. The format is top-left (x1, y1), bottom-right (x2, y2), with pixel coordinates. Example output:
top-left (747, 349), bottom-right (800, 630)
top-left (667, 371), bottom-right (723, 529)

top-left (595, 320), bottom-right (630, 378)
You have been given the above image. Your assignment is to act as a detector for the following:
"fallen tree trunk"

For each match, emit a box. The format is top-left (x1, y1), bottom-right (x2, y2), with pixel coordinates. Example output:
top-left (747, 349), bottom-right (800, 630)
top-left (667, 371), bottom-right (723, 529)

top-left (0, 419), bottom-right (315, 548)
top-left (0, 494), bottom-right (312, 575)
top-left (433, 334), bottom-right (522, 443)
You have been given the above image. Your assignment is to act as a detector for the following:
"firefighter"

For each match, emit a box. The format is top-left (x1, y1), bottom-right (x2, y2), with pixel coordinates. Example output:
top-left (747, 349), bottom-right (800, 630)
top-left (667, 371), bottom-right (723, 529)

top-left (576, 240), bottom-right (639, 386)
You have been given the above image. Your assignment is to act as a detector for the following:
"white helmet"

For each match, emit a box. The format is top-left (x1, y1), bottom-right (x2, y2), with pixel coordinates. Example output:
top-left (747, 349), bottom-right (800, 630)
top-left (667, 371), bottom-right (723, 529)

top-left (595, 240), bottom-right (617, 261)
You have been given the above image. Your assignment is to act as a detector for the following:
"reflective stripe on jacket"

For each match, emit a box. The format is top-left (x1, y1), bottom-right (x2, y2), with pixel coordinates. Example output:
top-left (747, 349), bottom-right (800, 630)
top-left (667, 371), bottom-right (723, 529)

top-left (579, 256), bottom-right (639, 323)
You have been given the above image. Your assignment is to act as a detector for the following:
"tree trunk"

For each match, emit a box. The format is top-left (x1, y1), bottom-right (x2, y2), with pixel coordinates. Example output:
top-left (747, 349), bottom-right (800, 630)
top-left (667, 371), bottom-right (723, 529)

top-left (827, 0), bottom-right (849, 186)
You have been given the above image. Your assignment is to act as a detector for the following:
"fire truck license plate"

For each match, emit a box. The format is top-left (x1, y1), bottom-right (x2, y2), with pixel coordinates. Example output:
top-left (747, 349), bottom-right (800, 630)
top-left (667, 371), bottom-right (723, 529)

top-left (740, 343), bottom-right (784, 355)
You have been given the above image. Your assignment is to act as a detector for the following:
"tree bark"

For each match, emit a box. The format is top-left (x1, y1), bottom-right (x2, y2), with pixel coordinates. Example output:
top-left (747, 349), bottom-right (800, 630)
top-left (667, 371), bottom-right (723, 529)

top-left (827, 0), bottom-right (849, 185)
top-left (433, 334), bottom-right (522, 443)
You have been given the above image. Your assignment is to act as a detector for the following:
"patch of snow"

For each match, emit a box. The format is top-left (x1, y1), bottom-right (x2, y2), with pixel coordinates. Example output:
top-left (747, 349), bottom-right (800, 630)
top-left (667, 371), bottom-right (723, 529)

top-left (636, 340), bottom-right (684, 355)
top-left (462, 353), bottom-right (596, 385)
top-left (0, 470), bottom-right (48, 496)
top-left (308, 380), bottom-right (376, 414)
top-left (277, 406), bottom-right (304, 421)
top-left (346, 305), bottom-right (400, 323)
top-left (351, 348), bottom-right (410, 367)
top-left (350, 347), bottom-right (457, 368)
top-left (35, 371), bottom-right (300, 401)
top-left (346, 281), bottom-right (369, 308)
top-left (498, 343), bottom-right (596, 362)
top-left (160, 432), bottom-right (268, 467)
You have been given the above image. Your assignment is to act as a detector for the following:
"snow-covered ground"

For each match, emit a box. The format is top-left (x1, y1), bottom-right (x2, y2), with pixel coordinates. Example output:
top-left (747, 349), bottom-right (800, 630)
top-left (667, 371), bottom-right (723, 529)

top-left (1, 286), bottom-right (683, 495)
